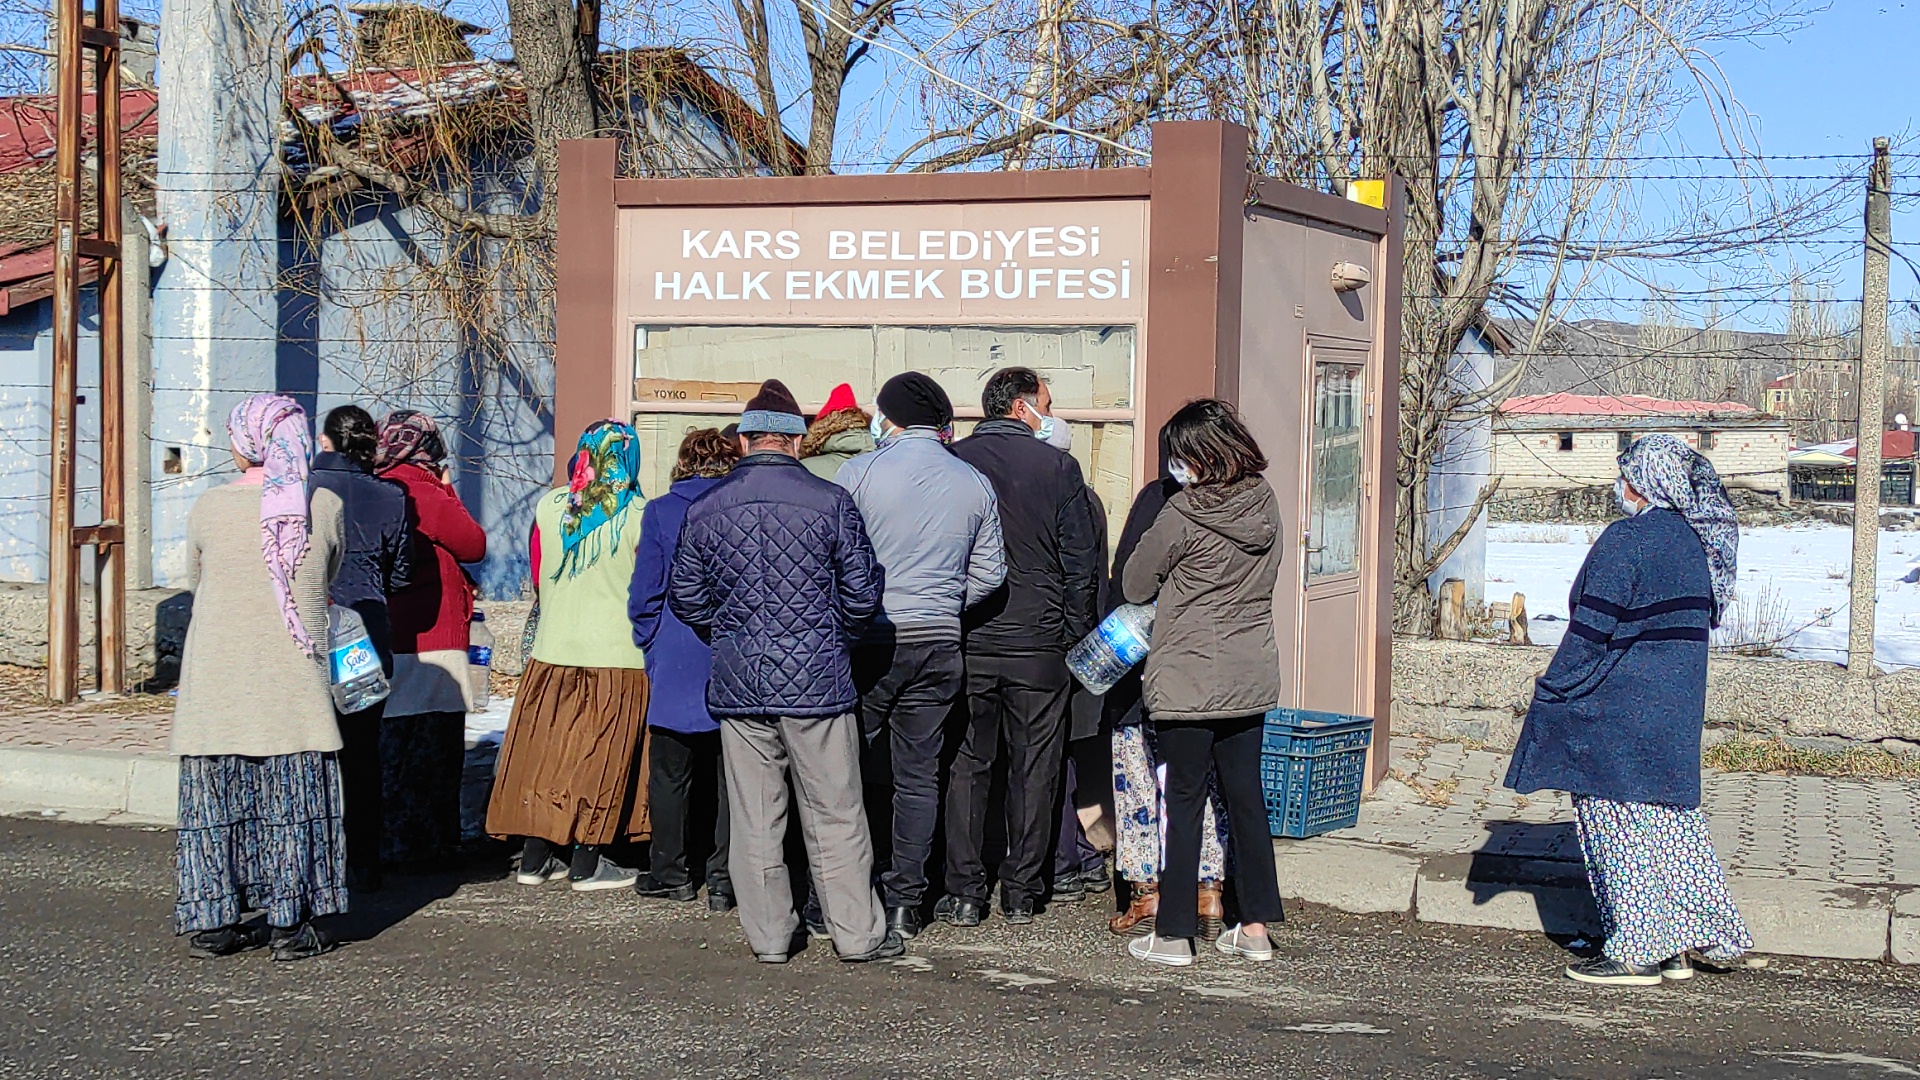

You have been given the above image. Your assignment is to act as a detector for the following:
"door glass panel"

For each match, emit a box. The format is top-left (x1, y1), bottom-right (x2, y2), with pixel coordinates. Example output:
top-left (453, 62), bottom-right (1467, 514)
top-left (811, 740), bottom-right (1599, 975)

top-left (1307, 362), bottom-right (1364, 580)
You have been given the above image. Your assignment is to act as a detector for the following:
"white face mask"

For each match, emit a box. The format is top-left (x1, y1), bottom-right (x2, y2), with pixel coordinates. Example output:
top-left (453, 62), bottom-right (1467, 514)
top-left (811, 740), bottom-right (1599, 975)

top-left (1168, 459), bottom-right (1196, 487)
top-left (869, 411), bottom-right (890, 443)
top-left (1035, 415), bottom-right (1072, 452)
top-left (1615, 476), bottom-right (1646, 516)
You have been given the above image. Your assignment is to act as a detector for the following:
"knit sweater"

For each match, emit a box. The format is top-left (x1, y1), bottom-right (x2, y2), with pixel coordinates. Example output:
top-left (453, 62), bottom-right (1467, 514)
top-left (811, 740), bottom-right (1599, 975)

top-left (1504, 508), bottom-right (1715, 807)
top-left (171, 481), bottom-right (346, 758)
top-left (530, 488), bottom-right (648, 670)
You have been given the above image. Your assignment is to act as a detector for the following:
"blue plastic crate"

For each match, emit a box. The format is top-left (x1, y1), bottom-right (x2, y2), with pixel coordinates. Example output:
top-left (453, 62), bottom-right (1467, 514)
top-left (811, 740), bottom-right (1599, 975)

top-left (1261, 709), bottom-right (1373, 839)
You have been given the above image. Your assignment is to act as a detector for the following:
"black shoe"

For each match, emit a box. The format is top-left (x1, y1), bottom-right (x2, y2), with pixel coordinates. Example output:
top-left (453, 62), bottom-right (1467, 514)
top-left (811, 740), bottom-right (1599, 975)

top-left (268, 922), bottom-right (336, 962)
top-left (1080, 865), bottom-right (1113, 895)
top-left (635, 879), bottom-right (700, 902)
top-left (933, 895), bottom-right (985, 927)
top-left (1002, 904), bottom-right (1036, 926)
top-left (1565, 956), bottom-right (1661, 987)
top-left (886, 905), bottom-right (922, 941)
top-left (1659, 954), bottom-right (1694, 981)
top-left (707, 890), bottom-right (737, 913)
top-left (187, 923), bottom-right (268, 959)
top-left (1051, 874), bottom-right (1087, 904)
top-left (840, 930), bottom-right (907, 963)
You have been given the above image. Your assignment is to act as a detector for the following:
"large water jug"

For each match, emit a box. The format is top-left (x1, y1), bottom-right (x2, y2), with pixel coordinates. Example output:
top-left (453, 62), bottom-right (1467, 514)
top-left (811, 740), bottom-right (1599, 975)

top-left (328, 605), bottom-right (391, 714)
top-left (1067, 603), bottom-right (1155, 695)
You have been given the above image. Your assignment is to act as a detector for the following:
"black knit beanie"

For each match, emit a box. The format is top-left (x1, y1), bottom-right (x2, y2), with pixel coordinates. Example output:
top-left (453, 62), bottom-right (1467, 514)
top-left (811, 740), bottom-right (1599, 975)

top-left (876, 372), bottom-right (954, 430)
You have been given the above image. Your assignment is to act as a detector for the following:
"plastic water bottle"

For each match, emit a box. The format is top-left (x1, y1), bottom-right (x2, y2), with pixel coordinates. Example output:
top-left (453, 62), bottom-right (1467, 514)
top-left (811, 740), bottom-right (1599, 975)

top-left (1067, 603), bottom-right (1155, 695)
top-left (328, 605), bottom-right (391, 714)
top-left (467, 610), bottom-right (493, 712)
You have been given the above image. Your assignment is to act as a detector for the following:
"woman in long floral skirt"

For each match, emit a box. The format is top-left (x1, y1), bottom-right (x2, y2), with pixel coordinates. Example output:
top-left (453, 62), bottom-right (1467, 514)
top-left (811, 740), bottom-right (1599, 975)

top-left (486, 420), bottom-right (652, 891)
top-left (1507, 433), bottom-right (1754, 986)
top-left (173, 394), bottom-right (347, 961)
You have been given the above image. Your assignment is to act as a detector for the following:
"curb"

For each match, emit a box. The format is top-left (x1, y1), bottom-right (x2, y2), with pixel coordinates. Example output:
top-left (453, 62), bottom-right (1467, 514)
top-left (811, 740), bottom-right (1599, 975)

top-left (1274, 835), bottom-right (1919, 965)
top-left (0, 745), bottom-right (176, 825)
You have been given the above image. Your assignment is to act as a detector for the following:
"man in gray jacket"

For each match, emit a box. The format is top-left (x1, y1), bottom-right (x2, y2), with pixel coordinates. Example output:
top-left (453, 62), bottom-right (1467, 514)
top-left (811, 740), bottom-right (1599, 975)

top-left (835, 372), bottom-right (1004, 940)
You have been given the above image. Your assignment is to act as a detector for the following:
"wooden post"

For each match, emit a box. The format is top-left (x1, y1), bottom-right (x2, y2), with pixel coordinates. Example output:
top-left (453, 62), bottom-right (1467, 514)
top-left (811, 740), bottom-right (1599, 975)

top-left (1508, 592), bottom-right (1531, 646)
top-left (1436, 578), bottom-right (1467, 641)
top-left (48, 0), bottom-right (124, 700)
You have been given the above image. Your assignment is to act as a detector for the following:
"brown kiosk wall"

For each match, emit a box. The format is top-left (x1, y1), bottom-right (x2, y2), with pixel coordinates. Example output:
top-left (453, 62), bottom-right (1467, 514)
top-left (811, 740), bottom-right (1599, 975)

top-left (555, 121), bottom-right (1403, 785)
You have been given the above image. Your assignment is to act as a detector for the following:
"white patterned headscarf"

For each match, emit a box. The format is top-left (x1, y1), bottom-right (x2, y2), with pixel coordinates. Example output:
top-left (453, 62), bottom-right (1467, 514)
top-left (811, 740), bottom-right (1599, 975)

top-left (1619, 433), bottom-right (1739, 626)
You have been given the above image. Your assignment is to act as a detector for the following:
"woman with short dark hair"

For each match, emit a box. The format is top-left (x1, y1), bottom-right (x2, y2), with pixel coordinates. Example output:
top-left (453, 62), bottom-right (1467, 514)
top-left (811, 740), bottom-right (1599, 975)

top-left (629, 428), bottom-right (740, 909)
top-left (310, 405), bottom-right (412, 892)
top-left (1507, 434), bottom-right (1753, 986)
top-left (1120, 398), bottom-right (1285, 966)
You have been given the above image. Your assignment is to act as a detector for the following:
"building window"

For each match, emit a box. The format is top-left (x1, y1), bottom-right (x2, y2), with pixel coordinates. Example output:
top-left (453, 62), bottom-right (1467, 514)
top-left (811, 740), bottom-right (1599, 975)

top-left (1557, 432), bottom-right (1574, 451)
top-left (1698, 430), bottom-right (1716, 451)
top-left (1617, 431), bottom-right (1633, 453)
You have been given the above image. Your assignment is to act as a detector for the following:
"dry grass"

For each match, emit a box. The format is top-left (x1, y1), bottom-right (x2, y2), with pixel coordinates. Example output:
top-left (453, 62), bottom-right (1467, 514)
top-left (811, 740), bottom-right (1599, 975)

top-left (0, 663), bottom-right (174, 715)
top-left (1703, 736), bottom-right (1920, 782)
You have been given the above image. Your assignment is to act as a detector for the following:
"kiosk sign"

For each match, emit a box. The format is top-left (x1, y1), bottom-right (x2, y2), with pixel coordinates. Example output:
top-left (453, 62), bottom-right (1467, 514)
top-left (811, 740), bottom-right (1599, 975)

top-left (617, 200), bottom-right (1148, 323)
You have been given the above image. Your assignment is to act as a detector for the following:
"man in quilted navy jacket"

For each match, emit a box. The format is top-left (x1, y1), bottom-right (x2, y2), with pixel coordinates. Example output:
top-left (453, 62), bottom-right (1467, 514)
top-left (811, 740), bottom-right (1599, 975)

top-left (668, 379), bottom-right (901, 964)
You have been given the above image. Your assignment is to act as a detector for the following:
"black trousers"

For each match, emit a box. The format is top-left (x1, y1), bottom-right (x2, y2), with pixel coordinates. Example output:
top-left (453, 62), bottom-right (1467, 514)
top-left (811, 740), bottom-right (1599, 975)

top-left (856, 638), bottom-right (964, 909)
top-left (944, 651), bottom-right (1071, 908)
top-left (336, 701), bottom-right (386, 880)
top-left (1157, 715), bottom-right (1285, 938)
top-left (647, 727), bottom-right (731, 894)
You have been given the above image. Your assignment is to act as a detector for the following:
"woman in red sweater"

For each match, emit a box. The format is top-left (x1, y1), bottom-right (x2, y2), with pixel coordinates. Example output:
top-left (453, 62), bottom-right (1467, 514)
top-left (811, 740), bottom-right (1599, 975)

top-left (376, 410), bottom-right (487, 866)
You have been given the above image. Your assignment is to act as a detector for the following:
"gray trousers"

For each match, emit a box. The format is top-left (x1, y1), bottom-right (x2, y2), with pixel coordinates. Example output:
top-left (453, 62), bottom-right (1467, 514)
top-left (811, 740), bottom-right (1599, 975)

top-left (720, 713), bottom-right (887, 957)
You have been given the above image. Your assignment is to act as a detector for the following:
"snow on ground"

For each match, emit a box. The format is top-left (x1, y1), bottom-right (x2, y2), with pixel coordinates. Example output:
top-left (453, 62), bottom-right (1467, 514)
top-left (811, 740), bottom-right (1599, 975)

top-left (465, 696), bottom-right (513, 749)
top-left (1486, 522), bottom-right (1920, 670)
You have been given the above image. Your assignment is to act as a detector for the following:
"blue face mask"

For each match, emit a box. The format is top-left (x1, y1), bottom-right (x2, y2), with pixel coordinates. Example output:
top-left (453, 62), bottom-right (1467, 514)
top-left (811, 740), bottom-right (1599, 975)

top-left (870, 412), bottom-right (889, 444)
top-left (1168, 460), bottom-right (1196, 486)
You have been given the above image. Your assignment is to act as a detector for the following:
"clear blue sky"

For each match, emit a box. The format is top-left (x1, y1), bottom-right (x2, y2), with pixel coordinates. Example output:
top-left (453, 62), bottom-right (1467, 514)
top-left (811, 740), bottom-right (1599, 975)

top-left (1646, 1), bottom-right (1919, 330)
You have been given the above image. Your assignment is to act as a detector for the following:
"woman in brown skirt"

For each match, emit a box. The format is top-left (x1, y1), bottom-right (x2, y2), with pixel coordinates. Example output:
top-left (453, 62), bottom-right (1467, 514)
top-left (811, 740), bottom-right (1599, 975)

top-left (487, 420), bottom-right (652, 890)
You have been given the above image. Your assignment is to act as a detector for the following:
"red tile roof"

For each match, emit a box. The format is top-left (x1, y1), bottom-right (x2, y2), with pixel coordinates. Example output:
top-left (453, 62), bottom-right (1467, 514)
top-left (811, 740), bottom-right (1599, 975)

top-left (1499, 392), bottom-right (1758, 417)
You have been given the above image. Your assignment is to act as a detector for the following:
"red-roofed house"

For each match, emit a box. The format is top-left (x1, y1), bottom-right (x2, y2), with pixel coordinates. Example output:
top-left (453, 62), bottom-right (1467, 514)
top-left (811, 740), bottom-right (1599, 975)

top-left (1492, 393), bottom-right (1790, 499)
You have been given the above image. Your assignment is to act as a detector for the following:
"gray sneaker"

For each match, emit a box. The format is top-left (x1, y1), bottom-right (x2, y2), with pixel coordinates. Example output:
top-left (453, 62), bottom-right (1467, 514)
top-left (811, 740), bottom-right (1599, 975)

top-left (1127, 933), bottom-right (1196, 967)
top-left (1215, 924), bottom-right (1275, 962)
top-left (570, 857), bottom-right (640, 892)
top-left (1565, 956), bottom-right (1661, 987)
top-left (515, 855), bottom-right (571, 886)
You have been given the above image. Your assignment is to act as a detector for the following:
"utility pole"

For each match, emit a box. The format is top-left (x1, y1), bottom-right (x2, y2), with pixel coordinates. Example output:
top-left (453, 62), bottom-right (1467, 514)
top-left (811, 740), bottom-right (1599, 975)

top-left (1848, 137), bottom-right (1892, 676)
top-left (48, 0), bottom-right (126, 701)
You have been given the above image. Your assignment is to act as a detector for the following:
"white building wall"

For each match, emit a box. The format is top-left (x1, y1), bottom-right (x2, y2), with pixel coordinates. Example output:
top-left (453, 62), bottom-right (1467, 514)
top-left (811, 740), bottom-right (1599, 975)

top-left (1492, 424), bottom-right (1790, 493)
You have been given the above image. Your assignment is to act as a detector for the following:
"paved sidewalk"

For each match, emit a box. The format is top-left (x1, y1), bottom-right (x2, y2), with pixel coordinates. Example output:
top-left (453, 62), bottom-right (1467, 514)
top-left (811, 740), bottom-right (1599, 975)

top-left (2, 696), bottom-right (1917, 964)
top-left (1275, 737), bottom-right (1920, 964)
top-left (1346, 738), bottom-right (1920, 887)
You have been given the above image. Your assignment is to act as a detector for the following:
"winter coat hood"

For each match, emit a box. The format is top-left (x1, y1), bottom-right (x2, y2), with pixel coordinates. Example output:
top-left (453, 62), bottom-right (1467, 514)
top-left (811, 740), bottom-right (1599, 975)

top-left (801, 407), bottom-right (874, 460)
top-left (1176, 478), bottom-right (1278, 553)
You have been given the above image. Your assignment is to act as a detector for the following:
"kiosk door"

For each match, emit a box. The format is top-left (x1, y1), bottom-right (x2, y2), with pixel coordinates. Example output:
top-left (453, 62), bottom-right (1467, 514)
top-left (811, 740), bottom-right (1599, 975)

top-left (1296, 344), bottom-right (1371, 714)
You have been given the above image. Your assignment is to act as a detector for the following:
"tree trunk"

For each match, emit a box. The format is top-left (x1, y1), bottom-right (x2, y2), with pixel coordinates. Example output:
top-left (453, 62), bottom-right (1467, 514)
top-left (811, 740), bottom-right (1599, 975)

top-left (506, 0), bottom-right (600, 229)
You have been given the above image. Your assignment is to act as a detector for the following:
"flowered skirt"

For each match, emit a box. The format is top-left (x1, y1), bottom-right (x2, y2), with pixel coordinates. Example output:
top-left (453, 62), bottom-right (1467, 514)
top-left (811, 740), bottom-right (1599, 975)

top-left (1573, 795), bottom-right (1753, 966)
top-left (1111, 723), bottom-right (1228, 884)
top-left (176, 752), bottom-right (348, 934)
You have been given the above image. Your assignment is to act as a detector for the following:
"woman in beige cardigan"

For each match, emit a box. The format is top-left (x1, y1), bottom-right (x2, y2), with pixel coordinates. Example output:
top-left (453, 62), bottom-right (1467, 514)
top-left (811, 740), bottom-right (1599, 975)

top-left (172, 394), bottom-right (346, 962)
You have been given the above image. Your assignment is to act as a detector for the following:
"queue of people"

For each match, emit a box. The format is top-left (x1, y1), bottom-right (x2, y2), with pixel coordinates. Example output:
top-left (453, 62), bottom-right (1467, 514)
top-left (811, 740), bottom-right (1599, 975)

top-left (172, 376), bottom-right (1756, 985)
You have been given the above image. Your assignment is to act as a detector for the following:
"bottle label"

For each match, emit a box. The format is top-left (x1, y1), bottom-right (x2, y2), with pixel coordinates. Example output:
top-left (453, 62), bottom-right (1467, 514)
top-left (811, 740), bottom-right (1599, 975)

top-left (1097, 616), bottom-right (1149, 667)
top-left (331, 638), bottom-right (382, 684)
top-left (468, 645), bottom-right (493, 667)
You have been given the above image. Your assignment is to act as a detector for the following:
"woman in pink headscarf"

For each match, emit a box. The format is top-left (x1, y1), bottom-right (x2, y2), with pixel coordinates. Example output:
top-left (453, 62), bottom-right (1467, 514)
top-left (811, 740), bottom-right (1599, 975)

top-left (171, 394), bottom-right (348, 962)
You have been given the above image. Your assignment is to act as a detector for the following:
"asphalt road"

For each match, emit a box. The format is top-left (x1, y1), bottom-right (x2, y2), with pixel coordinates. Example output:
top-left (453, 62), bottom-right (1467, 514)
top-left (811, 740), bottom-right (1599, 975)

top-left (2, 817), bottom-right (1918, 1079)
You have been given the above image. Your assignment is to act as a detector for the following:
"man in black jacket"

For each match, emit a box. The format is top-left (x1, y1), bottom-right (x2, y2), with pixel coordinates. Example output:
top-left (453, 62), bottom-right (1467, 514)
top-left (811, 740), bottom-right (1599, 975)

top-left (669, 379), bottom-right (902, 964)
top-left (938, 367), bottom-right (1103, 926)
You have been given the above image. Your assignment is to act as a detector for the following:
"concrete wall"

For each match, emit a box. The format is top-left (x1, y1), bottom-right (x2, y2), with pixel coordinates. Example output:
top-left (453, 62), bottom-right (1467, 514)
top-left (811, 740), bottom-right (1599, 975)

top-left (1492, 424), bottom-right (1790, 494)
top-left (1393, 637), bottom-right (1920, 748)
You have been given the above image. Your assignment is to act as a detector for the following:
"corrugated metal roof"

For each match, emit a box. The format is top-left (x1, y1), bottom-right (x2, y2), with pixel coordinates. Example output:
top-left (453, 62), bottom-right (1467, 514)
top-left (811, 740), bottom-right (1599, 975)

top-left (1499, 392), bottom-right (1758, 417)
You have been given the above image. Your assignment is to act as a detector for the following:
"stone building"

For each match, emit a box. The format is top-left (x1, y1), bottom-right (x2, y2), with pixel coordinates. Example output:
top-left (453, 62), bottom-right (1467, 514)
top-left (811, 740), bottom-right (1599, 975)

top-left (1492, 393), bottom-right (1791, 500)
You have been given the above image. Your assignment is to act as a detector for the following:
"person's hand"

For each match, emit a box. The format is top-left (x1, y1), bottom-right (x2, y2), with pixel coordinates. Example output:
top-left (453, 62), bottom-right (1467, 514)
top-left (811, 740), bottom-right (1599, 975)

top-left (440, 466), bottom-right (454, 486)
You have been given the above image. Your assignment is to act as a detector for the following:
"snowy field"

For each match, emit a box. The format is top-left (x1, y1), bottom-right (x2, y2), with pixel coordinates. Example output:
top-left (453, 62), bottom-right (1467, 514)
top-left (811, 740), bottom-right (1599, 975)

top-left (1486, 522), bottom-right (1920, 670)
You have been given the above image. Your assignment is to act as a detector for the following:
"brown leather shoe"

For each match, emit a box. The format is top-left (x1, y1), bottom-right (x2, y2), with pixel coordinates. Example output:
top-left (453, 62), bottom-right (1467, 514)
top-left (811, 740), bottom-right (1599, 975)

top-left (1197, 882), bottom-right (1225, 942)
top-left (1108, 883), bottom-right (1158, 937)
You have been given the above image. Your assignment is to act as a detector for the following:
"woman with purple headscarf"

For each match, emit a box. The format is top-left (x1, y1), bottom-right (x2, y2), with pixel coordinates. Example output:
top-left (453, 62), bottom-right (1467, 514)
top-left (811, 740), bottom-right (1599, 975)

top-left (171, 393), bottom-right (348, 962)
